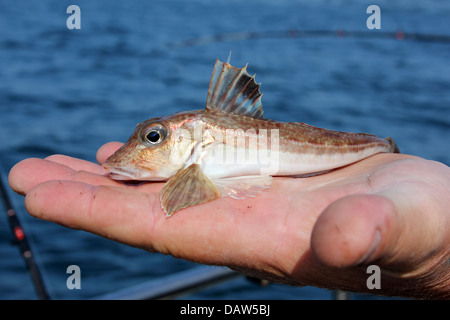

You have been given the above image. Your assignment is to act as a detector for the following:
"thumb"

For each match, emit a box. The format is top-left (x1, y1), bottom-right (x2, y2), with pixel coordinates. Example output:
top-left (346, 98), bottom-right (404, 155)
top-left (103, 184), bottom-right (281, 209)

top-left (311, 192), bottom-right (447, 273)
top-left (310, 194), bottom-right (397, 269)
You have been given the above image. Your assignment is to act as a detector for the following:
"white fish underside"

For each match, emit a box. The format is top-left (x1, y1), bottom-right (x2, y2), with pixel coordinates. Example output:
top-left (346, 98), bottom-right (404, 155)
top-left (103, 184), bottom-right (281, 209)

top-left (200, 144), bottom-right (390, 179)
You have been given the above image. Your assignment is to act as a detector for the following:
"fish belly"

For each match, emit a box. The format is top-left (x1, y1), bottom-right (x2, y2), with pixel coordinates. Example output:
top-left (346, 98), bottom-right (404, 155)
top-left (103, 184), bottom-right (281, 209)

top-left (199, 143), bottom-right (388, 178)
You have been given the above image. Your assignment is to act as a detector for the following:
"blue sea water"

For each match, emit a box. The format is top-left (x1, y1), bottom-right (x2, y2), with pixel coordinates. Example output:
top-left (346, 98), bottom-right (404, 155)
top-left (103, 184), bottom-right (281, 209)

top-left (0, 0), bottom-right (449, 299)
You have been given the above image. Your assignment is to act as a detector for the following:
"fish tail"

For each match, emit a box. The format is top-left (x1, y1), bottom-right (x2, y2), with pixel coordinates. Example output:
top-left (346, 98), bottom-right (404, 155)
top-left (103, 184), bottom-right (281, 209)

top-left (386, 137), bottom-right (400, 153)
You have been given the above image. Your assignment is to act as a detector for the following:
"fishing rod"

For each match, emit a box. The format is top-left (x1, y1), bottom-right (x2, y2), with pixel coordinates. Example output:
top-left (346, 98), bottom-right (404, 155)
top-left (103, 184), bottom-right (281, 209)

top-left (166, 29), bottom-right (450, 49)
top-left (0, 163), bottom-right (50, 300)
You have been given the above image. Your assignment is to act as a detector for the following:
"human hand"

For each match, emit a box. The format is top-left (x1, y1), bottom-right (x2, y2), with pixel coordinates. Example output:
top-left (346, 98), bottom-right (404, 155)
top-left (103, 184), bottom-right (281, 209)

top-left (8, 142), bottom-right (450, 299)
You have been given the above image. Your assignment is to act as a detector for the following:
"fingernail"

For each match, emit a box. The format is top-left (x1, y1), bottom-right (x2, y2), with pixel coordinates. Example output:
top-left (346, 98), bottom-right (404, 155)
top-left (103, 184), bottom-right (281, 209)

top-left (356, 229), bottom-right (381, 265)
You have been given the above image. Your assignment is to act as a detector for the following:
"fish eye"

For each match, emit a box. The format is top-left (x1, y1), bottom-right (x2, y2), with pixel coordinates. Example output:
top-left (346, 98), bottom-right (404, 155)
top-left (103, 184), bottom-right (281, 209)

top-left (143, 127), bottom-right (165, 145)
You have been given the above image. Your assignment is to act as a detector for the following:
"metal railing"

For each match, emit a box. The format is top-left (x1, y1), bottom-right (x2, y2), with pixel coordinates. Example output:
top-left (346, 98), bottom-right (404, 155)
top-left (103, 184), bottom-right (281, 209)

top-left (94, 266), bottom-right (242, 300)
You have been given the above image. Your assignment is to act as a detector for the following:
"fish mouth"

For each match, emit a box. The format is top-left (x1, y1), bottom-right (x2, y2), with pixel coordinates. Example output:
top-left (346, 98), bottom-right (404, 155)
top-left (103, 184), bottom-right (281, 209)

top-left (103, 164), bottom-right (165, 181)
top-left (103, 165), bottom-right (144, 181)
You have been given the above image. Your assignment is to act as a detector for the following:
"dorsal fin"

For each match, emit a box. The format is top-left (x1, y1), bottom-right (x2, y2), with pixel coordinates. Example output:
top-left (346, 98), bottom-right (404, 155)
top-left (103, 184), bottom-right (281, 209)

top-left (206, 59), bottom-right (264, 119)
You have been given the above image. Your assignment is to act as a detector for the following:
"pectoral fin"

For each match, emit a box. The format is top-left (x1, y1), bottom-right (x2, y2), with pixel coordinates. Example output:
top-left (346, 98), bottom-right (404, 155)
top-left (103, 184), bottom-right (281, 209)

top-left (160, 164), bottom-right (221, 217)
top-left (212, 175), bottom-right (272, 199)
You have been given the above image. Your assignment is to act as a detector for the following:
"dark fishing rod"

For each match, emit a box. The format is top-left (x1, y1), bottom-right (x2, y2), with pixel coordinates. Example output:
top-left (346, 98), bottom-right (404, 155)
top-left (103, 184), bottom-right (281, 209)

top-left (167, 29), bottom-right (450, 49)
top-left (0, 163), bottom-right (50, 300)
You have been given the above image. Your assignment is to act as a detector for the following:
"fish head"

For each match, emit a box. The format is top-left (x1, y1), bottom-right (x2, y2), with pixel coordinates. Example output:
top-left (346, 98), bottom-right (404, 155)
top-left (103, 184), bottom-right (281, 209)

top-left (102, 115), bottom-right (196, 181)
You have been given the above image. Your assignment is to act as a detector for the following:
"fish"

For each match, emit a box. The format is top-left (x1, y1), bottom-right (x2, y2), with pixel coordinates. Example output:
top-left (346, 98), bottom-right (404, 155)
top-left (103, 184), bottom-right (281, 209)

top-left (103, 59), bottom-right (399, 217)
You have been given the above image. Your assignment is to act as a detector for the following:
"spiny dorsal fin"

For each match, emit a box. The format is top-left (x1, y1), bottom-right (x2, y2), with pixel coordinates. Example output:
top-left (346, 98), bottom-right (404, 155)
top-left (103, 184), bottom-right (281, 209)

top-left (206, 59), bottom-right (264, 119)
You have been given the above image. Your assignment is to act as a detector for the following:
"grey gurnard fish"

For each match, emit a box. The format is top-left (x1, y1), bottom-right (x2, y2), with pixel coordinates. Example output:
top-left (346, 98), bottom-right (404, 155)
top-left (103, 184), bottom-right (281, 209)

top-left (103, 59), bottom-right (399, 217)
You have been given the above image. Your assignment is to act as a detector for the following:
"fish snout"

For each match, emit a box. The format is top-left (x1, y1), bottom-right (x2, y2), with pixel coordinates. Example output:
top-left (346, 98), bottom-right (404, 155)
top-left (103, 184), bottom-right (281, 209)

top-left (102, 162), bottom-right (141, 180)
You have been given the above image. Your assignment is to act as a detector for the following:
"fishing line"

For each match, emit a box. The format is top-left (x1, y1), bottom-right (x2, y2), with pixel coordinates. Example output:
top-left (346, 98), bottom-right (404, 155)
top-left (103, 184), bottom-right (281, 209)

top-left (166, 29), bottom-right (450, 49)
top-left (0, 163), bottom-right (50, 300)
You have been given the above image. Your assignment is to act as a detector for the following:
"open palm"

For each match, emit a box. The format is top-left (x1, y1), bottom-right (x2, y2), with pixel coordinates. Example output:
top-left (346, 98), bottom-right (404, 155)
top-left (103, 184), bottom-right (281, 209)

top-left (8, 142), bottom-right (450, 299)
